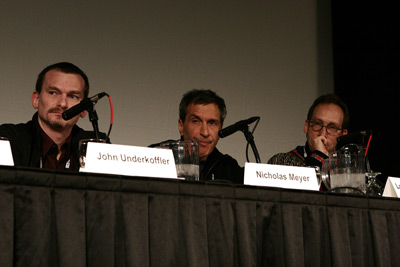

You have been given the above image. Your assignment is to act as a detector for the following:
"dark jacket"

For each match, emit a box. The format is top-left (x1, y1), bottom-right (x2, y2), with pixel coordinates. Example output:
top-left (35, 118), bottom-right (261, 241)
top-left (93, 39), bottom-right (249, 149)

top-left (0, 113), bottom-right (108, 171)
top-left (200, 148), bottom-right (244, 184)
top-left (149, 140), bottom-right (244, 184)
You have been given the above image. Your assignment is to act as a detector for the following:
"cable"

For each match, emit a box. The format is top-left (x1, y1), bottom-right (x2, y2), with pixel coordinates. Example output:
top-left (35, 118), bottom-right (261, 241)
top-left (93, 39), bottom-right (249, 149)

top-left (245, 117), bottom-right (260, 162)
top-left (106, 94), bottom-right (114, 139)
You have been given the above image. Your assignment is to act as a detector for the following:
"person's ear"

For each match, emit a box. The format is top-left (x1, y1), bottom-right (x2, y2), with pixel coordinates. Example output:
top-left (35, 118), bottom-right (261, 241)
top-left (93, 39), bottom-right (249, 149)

top-left (303, 120), bottom-right (309, 134)
top-left (31, 92), bottom-right (39, 109)
top-left (178, 119), bottom-right (184, 136)
top-left (80, 110), bottom-right (88, 118)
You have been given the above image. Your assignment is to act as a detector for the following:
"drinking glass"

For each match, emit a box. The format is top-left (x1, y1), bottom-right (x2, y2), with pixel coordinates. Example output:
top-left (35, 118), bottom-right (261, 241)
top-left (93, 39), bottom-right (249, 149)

top-left (160, 140), bottom-right (199, 181)
top-left (366, 171), bottom-right (383, 197)
top-left (79, 138), bottom-right (107, 168)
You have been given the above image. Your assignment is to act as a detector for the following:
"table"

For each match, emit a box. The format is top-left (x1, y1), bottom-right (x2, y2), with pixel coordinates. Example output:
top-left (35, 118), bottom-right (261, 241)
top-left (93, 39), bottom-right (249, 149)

top-left (1, 166), bottom-right (400, 266)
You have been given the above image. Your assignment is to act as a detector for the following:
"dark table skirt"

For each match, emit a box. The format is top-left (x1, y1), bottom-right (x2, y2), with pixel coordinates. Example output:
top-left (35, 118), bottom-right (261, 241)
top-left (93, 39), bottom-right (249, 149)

top-left (1, 166), bottom-right (399, 266)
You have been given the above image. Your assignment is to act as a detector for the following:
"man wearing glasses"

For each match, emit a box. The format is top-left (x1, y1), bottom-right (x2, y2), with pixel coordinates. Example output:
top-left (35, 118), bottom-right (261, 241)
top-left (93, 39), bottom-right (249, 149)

top-left (268, 94), bottom-right (349, 169)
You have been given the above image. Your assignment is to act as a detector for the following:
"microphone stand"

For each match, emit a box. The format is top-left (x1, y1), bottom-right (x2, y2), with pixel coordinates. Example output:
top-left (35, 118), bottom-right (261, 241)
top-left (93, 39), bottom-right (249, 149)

top-left (242, 127), bottom-right (261, 163)
top-left (87, 102), bottom-right (100, 141)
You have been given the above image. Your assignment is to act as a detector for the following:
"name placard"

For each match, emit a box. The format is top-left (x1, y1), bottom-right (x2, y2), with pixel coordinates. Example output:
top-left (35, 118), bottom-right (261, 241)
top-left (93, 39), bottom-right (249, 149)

top-left (81, 143), bottom-right (177, 179)
top-left (383, 177), bottom-right (400, 198)
top-left (244, 162), bottom-right (319, 191)
top-left (0, 140), bottom-right (14, 166)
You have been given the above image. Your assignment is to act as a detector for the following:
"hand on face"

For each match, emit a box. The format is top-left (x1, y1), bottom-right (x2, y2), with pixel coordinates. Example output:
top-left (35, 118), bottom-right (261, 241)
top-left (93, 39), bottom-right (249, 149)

top-left (304, 103), bottom-right (347, 156)
top-left (179, 103), bottom-right (222, 161)
top-left (307, 135), bottom-right (330, 155)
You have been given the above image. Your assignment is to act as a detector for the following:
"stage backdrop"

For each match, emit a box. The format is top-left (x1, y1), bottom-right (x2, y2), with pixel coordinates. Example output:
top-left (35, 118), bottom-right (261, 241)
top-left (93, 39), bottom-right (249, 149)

top-left (0, 1), bottom-right (333, 166)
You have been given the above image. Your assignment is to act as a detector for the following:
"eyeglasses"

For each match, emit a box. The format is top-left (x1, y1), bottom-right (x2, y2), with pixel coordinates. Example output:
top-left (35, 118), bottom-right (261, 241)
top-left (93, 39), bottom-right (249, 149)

top-left (308, 120), bottom-right (342, 135)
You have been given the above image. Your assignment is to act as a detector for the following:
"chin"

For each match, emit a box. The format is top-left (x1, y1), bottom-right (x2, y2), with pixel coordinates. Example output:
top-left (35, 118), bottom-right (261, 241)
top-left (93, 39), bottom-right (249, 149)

top-left (48, 120), bottom-right (68, 130)
top-left (199, 150), bottom-right (210, 159)
top-left (52, 124), bottom-right (67, 130)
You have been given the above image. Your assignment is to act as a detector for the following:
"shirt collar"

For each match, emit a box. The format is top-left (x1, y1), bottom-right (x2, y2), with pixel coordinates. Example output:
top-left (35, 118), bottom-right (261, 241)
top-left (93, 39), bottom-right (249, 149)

top-left (40, 127), bottom-right (72, 157)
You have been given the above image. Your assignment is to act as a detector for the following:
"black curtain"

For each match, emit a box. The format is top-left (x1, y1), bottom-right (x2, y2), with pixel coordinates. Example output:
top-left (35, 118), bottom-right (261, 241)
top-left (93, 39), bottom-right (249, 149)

top-left (331, 2), bottom-right (400, 184)
top-left (2, 167), bottom-right (400, 266)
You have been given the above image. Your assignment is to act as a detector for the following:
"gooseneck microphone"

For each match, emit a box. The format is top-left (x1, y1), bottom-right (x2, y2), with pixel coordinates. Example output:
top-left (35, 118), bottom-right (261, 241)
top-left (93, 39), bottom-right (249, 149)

top-left (218, 116), bottom-right (259, 138)
top-left (62, 92), bottom-right (107, 121)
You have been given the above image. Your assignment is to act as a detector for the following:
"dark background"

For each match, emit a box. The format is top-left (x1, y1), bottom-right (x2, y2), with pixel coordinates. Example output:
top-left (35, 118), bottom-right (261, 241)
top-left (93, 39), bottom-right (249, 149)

top-left (331, 3), bottom-right (399, 184)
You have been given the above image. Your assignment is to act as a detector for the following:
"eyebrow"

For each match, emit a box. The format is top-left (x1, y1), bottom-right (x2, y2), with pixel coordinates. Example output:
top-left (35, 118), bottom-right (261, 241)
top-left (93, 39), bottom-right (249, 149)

top-left (311, 119), bottom-right (341, 127)
top-left (188, 114), bottom-right (201, 120)
top-left (188, 114), bottom-right (219, 123)
top-left (47, 86), bottom-right (83, 96)
top-left (47, 86), bottom-right (60, 91)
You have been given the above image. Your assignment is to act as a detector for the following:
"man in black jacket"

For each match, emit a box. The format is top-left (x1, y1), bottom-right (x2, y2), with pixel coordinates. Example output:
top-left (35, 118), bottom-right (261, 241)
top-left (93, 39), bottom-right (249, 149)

top-left (177, 89), bottom-right (243, 184)
top-left (0, 62), bottom-right (107, 171)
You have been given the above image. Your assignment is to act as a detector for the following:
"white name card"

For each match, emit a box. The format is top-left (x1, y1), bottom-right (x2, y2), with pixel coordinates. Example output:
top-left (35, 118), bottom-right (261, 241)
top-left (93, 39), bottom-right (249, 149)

top-left (244, 162), bottom-right (319, 191)
top-left (383, 177), bottom-right (400, 198)
top-left (0, 139), bottom-right (14, 166)
top-left (81, 143), bottom-right (177, 179)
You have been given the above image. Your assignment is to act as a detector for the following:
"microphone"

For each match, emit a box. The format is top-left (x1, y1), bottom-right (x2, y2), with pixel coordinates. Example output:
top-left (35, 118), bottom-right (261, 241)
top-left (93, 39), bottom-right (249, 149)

top-left (62, 92), bottom-right (107, 121)
top-left (218, 116), bottom-right (259, 138)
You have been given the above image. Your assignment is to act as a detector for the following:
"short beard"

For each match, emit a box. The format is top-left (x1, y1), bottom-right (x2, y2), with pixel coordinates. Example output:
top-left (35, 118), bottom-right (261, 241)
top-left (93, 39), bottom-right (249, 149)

top-left (47, 120), bottom-right (66, 131)
top-left (40, 110), bottom-right (68, 132)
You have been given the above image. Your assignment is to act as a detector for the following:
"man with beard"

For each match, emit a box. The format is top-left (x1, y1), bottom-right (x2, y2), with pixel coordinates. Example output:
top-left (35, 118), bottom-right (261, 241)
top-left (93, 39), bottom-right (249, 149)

top-left (0, 62), bottom-right (108, 171)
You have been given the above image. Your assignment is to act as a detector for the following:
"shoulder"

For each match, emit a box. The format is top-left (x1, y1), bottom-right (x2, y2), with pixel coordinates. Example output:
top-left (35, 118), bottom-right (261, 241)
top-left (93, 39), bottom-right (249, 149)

top-left (0, 113), bottom-right (41, 141)
top-left (218, 152), bottom-right (244, 184)
top-left (0, 121), bottom-right (34, 140)
top-left (268, 152), bottom-right (289, 163)
top-left (210, 148), bottom-right (241, 167)
top-left (221, 153), bottom-right (242, 168)
top-left (267, 147), bottom-right (305, 166)
top-left (268, 152), bottom-right (301, 165)
top-left (210, 148), bottom-right (244, 181)
top-left (148, 139), bottom-right (179, 148)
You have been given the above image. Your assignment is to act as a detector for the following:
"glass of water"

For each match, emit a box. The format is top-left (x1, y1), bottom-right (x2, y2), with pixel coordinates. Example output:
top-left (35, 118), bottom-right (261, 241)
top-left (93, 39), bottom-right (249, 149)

top-left (160, 140), bottom-right (199, 181)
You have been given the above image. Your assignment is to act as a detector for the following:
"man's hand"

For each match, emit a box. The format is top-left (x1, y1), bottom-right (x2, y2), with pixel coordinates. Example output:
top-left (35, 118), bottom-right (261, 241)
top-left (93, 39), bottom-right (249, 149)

top-left (309, 136), bottom-right (329, 156)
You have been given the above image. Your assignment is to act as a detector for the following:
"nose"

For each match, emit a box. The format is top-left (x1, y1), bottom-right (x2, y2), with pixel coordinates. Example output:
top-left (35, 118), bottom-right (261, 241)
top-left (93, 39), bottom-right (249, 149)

top-left (318, 126), bottom-right (328, 137)
top-left (200, 123), bottom-right (209, 137)
top-left (57, 94), bottom-right (68, 108)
